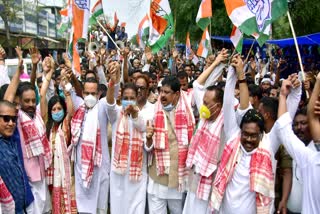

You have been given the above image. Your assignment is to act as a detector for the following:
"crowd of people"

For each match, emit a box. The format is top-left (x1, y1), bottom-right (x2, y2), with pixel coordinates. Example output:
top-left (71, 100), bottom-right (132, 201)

top-left (0, 40), bottom-right (319, 214)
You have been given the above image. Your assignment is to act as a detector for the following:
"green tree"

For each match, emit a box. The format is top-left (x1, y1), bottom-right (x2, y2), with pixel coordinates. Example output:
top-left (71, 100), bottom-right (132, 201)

top-left (0, 0), bottom-right (23, 56)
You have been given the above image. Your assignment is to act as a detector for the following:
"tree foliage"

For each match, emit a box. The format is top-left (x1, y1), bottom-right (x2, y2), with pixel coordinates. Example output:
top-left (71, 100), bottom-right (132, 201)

top-left (170, 0), bottom-right (320, 44)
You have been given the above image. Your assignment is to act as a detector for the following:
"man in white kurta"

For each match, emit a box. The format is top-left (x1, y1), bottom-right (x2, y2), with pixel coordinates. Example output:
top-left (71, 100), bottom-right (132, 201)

top-left (109, 103), bottom-right (152, 214)
top-left (275, 76), bottom-right (320, 213)
top-left (73, 65), bottom-right (120, 214)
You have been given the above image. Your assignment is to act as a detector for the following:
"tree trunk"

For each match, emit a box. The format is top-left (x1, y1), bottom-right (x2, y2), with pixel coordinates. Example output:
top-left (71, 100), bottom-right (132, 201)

top-left (2, 16), bottom-right (13, 57)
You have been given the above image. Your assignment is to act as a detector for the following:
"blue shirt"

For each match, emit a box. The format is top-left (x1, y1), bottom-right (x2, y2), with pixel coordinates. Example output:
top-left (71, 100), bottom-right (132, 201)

top-left (0, 128), bottom-right (34, 213)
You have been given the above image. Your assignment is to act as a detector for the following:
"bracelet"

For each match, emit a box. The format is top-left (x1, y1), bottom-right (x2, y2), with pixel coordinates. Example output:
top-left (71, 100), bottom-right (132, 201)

top-left (108, 81), bottom-right (114, 88)
top-left (0, 58), bottom-right (4, 61)
top-left (238, 79), bottom-right (246, 84)
top-left (45, 76), bottom-right (51, 82)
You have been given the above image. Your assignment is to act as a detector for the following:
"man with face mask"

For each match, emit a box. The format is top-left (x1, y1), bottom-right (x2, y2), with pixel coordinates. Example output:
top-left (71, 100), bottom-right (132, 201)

top-left (4, 47), bottom-right (53, 213)
top-left (182, 49), bottom-right (231, 214)
top-left (146, 75), bottom-right (195, 214)
top-left (69, 61), bottom-right (120, 214)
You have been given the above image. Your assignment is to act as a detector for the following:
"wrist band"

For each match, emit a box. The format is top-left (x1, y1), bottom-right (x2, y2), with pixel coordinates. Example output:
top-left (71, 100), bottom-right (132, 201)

top-left (238, 79), bottom-right (246, 84)
top-left (108, 81), bottom-right (114, 88)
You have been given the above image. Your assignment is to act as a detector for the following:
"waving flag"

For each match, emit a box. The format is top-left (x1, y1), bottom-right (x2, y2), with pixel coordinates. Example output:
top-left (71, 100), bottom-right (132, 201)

top-left (196, 0), bottom-right (212, 31)
top-left (185, 32), bottom-right (192, 59)
top-left (148, 0), bottom-right (174, 53)
top-left (224, 0), bottom-right (287, 45)
top-left (230, 26), bottom-right (243, 53)
top-left (89, 0), bottom-right (103, 25)
top-left (197, 28), bottom-right (211, 58)
top-left (70, 0), bottom-right (90, 74)
top-left (58, 1), bottom-right (72, 35)
top-left (137, 14), bottom-right (150, 49)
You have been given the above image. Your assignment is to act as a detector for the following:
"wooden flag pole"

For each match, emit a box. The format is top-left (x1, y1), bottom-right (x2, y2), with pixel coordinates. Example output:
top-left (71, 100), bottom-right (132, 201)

top-left (97, 20), bottom-right (121, 51)
top-left (287, 11), bottom-right (305, 81)
top-left (245, 39), bottom-right (255, 63)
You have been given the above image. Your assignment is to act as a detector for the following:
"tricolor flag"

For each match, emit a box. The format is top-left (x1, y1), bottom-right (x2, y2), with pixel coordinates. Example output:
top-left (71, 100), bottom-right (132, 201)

top-left (197, 28), bottom-right (211, 58)
top-left (224, 0), bottom-right (287, 45)
top-left (89, 0), bottom-right (103, 25)
top-left (230, 26), bottom-right (243, 53)
top-left (137, 14), bottom-right (150, 49)
top-left (196, 0), bottom-right (212, 31)
top-left (70, 0), bottom-right (90, 74)
top-left (148, 0), bottom-right (174, 53)
top-left (58, 1), bottom-right (71, 35)
top-left (185, 32), bottom-right (192, 59)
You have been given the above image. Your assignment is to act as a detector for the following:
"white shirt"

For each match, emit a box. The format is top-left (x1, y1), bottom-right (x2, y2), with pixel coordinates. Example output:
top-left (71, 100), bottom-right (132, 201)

top-left (221, 146), bottom-right (257, 214)
top-left (275, 113), bottom-right (320, 214)
top-left (0, 65), bottom-right (10, 87)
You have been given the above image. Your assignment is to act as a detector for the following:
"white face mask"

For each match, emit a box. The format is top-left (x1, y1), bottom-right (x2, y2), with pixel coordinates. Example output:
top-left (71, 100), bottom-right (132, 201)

top-left (84, 94), bottom-right (97, 108)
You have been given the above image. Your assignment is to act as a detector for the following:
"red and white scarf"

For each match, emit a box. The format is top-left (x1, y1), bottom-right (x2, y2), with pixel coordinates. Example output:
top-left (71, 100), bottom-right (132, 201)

top-left (0, 176), bottom-right (15, 214)
top-left (153, 91), bottom-right (195, 191)
top-left (210, 131), bottom-right (274, 213)
top-left (48, 124), bottom-right (77, 214)
top-left (18, 110), bottom-right (52, 169)
top-left (113, 111), bottom-right (144, 181)
top-left (185, 112), bottom-right (224, 200)
top-left (70, 104), bottom-right (102, 188)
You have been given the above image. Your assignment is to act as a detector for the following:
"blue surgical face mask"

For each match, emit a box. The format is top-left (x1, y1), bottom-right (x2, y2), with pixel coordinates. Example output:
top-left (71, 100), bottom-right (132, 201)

top-left (162, 103), bottom-right (175, 112)
top-left (58, 86), bottom-right (65, 99)
top-left (122, 100), bottom-right (136, 109)
top-left (52, 110), bottom-right (65, 122)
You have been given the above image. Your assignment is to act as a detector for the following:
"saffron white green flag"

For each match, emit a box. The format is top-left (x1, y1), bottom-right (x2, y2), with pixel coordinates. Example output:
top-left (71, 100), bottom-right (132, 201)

top-left (197, 28), bottom-right (211, 58)
top-left (148, 0), bottom-right (174, 53)
top-left (224, 0), bottom-right (287, 45)
top-left (230, 25), bottom-right (243, 53)
top-left (137, 14), bottom-right (150, 49)
top-left (89, 0), bottom-right (103, 25)
top-left (196, 0), bottom-right (212, 31)
top-left (58, 2), bottom-right (71, 35)
top-left (185, 32), bottom-right (192, 59)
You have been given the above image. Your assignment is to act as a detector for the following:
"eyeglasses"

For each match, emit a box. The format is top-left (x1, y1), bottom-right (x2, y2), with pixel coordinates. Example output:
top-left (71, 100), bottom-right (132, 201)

top-left (0, 115), bottom-right (18, 123)
top-left (241, 131), bottom-right (261, 141)
top-left (136, 86), bottom-right (147, 91)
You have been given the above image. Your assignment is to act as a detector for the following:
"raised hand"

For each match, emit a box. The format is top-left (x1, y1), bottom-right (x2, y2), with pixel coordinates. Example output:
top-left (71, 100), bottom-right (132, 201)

top-left (215, 48), bottom-right (229, 64)
top-left (29, 47), bottom-right (41, 65)
top-left (172, 49), bottom-right (179, 59)
top-left (124, 104), bottom-right (139, 118)
top-left (0, 45), bottom-right (6, 59)
top-left (288, 73), bottom-right (300, 89)
top-left (146, 120), bottom-right (154, 140)
top-left (108, 61), bottom-right (121, 83)
top-left (231, 54), bottom-right (245, 79)
top-left (15, 46), bottom-right (23, 73)
top-left (62, 53), bottom-right (72, 68)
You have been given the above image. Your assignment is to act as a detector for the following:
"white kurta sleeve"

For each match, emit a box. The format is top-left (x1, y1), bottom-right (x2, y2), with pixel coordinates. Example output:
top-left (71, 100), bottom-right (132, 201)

top-left (223, 66), bottom-right (240, 141)
top-left (275, 112), bottom-right (309, 168)
top-left (287, 84), bottom-right (302, 119)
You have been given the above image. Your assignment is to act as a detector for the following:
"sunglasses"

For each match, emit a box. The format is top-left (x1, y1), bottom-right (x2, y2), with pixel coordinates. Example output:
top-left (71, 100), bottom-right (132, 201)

top-left (0, 115), bottom-right (18, 123)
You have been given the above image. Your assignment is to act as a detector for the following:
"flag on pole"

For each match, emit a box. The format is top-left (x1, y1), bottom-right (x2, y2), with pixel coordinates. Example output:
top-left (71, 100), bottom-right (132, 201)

top-left (137, 14), bottom-right (150, 49)
top-left (58, 1), bottom-right (71, 35)
top-left (185, 32), bottom-right (192, 59)
top-left (89, 0), bottom-right (103, 25)
top-left (230, 25), bottom-right (243, 53)
top-left (197, 28), bottom-right (211, 58)
top-left (148, 0), bottom-right (174, 53)
top-left (196, 0), bottom-right (212, 31)
top-left (70, 0), bottom-right (90, 74)
top-left (224, 0), bottom-right (287, 45)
